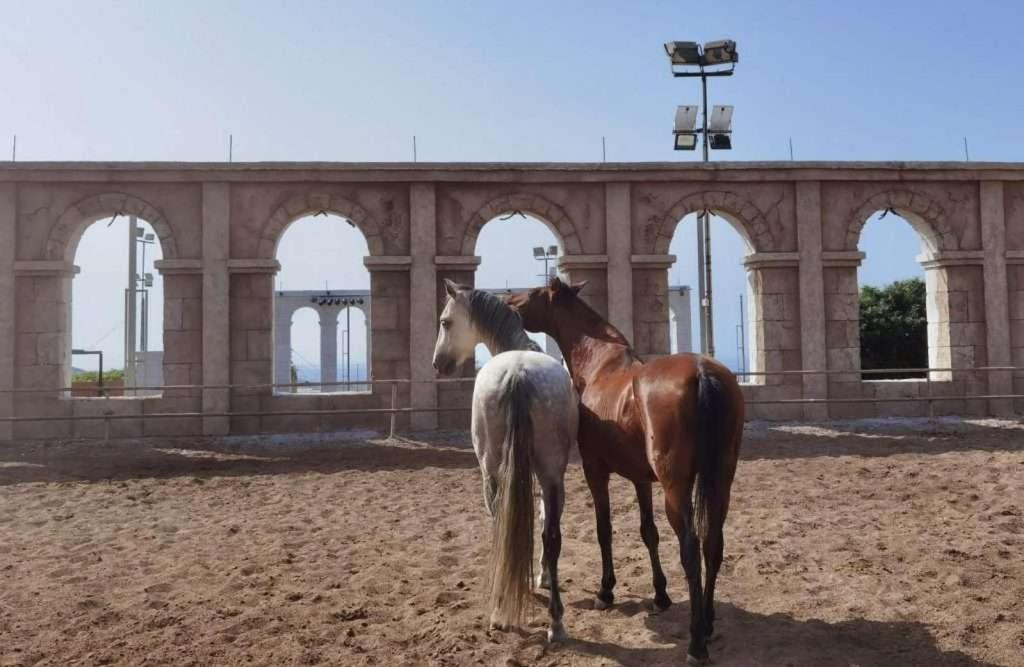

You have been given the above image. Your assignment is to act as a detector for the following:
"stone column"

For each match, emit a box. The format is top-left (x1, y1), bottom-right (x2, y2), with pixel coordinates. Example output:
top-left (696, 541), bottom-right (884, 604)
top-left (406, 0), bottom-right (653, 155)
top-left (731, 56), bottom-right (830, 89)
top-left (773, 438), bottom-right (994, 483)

top-left (605, 183), bottom-right (634, 342)
top-left (743, 252), bottom-right (803, 419)
top-left (319, 308), bottom-right (340, 389)
top-left (630, 254), bottom-right (675, 356)
top-left (0, 184), bottom-right (14, 441)
top-left (274, 304), bottom-right (293, 390)
top-left (409, 184), bottom-right (438, 430)
top-left (796, 181), bottom-right (828, 420)
top-left (920, 252), bottom-right (987, 407)
top-left (364, 255), bottom-right (413, 430)
top-left (202, 182), bottom-right (231, 435)
top-left (153, 259), bottom-right (203, 400)
top-left (821, 251), bottom-right (864, 418)
top-left (668, 286), bottom-right (693, 353)
top-left (558, 254), bottom-right (611, 322)
top-left (980, 181), bottom-right (1012, 414)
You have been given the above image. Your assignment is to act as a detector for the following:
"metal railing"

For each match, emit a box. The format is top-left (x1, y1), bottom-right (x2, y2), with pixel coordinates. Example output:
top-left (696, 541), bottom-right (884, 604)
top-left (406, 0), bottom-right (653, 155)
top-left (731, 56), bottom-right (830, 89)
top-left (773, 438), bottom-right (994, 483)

top-left (1, 366), bottom-right (1023, 444)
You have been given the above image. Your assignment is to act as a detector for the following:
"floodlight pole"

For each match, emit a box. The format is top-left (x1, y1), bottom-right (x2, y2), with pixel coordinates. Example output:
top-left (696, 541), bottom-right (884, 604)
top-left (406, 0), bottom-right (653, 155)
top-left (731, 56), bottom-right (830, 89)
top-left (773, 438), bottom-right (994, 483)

top-left (672, 58), bottom-right (733, 358)
top-left (698, 66), bottom-right (715, 357)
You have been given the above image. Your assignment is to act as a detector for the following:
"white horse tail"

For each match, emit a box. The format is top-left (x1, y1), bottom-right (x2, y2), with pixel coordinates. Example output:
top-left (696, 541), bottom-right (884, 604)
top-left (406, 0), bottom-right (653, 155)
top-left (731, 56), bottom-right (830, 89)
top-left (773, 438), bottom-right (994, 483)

top-left (488, 370), bottom-right (535, 628)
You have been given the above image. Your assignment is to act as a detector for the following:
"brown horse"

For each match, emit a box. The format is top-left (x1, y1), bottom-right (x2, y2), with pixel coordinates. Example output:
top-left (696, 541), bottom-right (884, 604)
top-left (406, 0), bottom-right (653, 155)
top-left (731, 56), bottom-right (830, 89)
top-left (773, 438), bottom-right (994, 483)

top-left (506, 277), bottom-right (744, 665)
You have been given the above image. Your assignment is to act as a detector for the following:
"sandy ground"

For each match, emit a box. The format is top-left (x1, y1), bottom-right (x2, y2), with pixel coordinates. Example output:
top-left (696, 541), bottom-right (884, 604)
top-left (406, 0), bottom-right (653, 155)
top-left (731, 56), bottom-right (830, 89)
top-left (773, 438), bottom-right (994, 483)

top-left (1, 419), bottom-right (1022, 666)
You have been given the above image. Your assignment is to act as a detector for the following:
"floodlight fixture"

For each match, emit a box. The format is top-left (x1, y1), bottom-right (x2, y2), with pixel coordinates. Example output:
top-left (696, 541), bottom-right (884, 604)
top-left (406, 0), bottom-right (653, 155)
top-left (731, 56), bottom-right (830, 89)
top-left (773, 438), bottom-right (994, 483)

top-left (674, 133), bottom-right (698, 151)
top-left (702, 39), bottom-right (738, 66)
top-left (533, 247), bottom-right (545, 258)
top-left (709, 133), bottom-right (732, 150)
top-left (144, 233), bottom-right (155, 242)
top-left (673, 105), bottom-right (700, 151)
top-left (664, 41), bottom-right (701, 65)
top-left (547, 245), bottom-right (559, 257)
top-left (143, 273), bottom-right (154, 287)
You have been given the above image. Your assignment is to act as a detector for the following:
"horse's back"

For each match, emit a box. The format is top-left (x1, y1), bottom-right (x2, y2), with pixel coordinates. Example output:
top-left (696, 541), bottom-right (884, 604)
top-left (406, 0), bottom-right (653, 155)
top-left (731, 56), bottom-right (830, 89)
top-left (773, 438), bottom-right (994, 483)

top-left (473, 351), bottom-right (577, 479)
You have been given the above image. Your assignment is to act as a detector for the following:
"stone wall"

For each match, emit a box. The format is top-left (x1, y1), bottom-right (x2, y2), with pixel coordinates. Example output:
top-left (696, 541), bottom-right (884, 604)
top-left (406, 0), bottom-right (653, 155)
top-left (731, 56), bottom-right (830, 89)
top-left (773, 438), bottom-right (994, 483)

top-left (3, 161), bottom-right (1024, 441)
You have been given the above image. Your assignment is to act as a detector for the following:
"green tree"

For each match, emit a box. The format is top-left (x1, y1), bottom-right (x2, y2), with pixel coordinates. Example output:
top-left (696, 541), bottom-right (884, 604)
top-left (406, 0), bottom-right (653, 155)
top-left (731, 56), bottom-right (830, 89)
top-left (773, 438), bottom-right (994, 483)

top-left (859, 278), bottom-right (927, 379)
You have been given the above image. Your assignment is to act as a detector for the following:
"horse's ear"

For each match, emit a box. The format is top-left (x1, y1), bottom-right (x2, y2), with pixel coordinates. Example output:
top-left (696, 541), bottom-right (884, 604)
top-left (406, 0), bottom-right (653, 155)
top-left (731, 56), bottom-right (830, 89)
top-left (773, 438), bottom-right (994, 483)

top-left (443, 278), bottom-right (459, 299)
top-left (570, 281), bottom-right (588, 295)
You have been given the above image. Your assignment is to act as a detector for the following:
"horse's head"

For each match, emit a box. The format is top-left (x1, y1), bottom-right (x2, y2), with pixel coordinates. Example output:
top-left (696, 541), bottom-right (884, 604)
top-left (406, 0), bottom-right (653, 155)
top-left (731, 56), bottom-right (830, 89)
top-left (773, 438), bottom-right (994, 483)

top-left (505, 277), bottom-right (586, 334)
top-left (432, 279), bottom-right (478, 376)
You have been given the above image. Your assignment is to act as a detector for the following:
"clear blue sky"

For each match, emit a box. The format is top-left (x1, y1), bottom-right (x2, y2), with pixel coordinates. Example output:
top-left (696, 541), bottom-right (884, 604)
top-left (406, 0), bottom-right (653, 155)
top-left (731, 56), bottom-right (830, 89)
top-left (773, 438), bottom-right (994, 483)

top-left (4, 1), bottom-right (1021, 374)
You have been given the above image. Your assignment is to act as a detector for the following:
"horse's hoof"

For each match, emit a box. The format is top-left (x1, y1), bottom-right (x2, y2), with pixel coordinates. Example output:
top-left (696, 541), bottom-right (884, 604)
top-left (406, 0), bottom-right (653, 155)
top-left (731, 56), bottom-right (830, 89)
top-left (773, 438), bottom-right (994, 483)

top-left (651, 595), bottom-right (672, 613)
top-left (546, 623), bottom-right (568, 643)
top-left (536, 574), bottom-right (551, 590)
top-left (686, 652), bottom-right (709, 666)
top-left (594, 596), bottom-right (612, 611)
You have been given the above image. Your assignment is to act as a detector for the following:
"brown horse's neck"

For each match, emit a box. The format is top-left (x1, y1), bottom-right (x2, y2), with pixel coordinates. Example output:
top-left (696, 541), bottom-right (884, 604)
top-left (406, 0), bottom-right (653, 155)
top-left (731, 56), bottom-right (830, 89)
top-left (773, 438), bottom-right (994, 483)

top-left (549, 299), bottom-right (639, 390)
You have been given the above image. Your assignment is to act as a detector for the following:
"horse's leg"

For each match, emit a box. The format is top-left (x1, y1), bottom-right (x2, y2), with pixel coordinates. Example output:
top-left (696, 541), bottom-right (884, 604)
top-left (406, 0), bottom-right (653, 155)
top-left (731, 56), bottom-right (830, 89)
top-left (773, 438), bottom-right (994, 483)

top-left (481, 469), bottom-right (498, 517)
top-left (664, 482), bottom-right (708, 664)
top-left (540, 481), bottom-right (566, 642)
top-left (634, 481), bottom-right (672, 612)
top-left (536, 493), bottom-right (550, 589)
top-left (702, 512), bottom-right (724, 641)
top-left (583, 459), bottom-right (616, 609)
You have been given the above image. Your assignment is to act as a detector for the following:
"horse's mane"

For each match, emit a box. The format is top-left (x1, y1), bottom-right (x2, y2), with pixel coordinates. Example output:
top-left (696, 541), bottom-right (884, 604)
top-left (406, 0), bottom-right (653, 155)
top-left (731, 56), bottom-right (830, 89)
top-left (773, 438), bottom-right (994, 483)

top-left (467, 289), bottom-right (542, 354)
top-left (553, 279), bottom-right (642, 361)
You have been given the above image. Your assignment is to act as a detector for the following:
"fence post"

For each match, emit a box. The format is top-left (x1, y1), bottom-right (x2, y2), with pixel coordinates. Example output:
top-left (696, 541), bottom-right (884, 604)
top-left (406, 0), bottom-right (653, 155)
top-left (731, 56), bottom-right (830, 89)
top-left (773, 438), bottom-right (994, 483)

top-left (926, 370), bottom-right (934, 419)
top-left (389, 382), bottom-right (397, 440)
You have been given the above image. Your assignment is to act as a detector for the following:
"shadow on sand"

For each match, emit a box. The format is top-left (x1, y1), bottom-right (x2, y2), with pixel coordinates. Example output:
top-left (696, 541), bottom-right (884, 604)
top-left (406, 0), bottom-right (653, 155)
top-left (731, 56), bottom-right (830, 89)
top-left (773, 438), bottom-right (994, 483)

top-left (741, 419), bottom-right (1024, 461)
top-left (0, 434), bottom-right (478, 485)
top-left (546, 593), bottom-right (992, 666)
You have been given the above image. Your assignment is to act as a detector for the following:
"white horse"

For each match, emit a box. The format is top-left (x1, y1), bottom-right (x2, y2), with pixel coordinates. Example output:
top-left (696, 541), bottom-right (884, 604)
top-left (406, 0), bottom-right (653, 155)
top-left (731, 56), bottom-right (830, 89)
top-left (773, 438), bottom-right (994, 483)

top-left (432, 279), bottom-right (578, 642)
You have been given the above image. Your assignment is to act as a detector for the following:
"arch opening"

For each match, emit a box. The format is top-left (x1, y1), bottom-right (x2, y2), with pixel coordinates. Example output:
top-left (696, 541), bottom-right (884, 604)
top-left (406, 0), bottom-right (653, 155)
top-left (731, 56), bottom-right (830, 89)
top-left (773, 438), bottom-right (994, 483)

top-left (336, 306), bottom-right (370, 392)
top-left (857, 210), bottom-right (946, 381)
top-left (668, 211), bottom-right (758, 382)
top-left (472, 212), bottom-right (565, 369)
top-left (70, 215), bottom-right (165, 397)
top-left (274, 213), bottom-right (371, 394)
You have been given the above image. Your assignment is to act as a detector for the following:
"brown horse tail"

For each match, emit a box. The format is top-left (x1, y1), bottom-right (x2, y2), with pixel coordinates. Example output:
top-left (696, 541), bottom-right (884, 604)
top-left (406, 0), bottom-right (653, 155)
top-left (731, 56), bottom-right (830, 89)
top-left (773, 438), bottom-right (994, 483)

top-left (488, 370), bottom-right (535, 628)
top-left (694, 364), bottom-right (725, 541)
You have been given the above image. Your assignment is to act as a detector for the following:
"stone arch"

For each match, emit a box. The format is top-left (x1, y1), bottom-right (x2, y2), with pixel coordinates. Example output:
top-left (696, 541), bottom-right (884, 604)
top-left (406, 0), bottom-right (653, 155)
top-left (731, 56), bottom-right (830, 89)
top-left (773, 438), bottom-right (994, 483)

top-left (258, 191), bottom-right (384, 258)
top-left (48, 192), bottom-right (177, 261)
top-left (652, 190), bottom-right (771, 255)
top-left (846, 189), bottom-right (954, 253)
top-left (461, 193), bottom-right (584, 255)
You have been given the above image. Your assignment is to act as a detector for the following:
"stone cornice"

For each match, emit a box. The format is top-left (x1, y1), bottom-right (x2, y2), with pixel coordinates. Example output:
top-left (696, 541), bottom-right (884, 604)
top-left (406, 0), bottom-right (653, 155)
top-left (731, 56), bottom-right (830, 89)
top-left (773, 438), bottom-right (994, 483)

top-left (154, 259), bottom-right (203, 275)
top-left (14, 260), bottom-right (80, 276)
top-left (821, 251), bottom-right (866, 268)
top-left (434, 255), bottom-right (482, 269)
top-left (228, 258), bottom-right (281, 274)
top-left (918, 250), bottom-right (986, 269)
top-left (4, 161), bottom-right (1024, 184)
top-left (743, 252), bottom-right (800, 270)
top-left (559, 254), bottom-right (608, 270)
top-left (630, 254), bottom-right (677, 270)
top-left (363, 255), bottom-right (412, 271)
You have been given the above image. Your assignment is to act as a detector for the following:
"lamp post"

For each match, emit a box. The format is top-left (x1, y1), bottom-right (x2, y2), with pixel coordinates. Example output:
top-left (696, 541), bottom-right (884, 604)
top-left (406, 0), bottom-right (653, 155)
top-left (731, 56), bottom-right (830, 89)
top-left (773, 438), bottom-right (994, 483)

top-left (533, 245), bottom-right (559, 284)
top-left (664, 39), bottom-right (738, 358)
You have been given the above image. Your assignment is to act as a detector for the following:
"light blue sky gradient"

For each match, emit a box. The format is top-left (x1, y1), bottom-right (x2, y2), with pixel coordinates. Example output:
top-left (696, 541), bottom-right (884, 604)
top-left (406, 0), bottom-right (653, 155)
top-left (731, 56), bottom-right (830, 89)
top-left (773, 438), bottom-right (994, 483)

top-left (5, 2), bottom-right (1020, 372)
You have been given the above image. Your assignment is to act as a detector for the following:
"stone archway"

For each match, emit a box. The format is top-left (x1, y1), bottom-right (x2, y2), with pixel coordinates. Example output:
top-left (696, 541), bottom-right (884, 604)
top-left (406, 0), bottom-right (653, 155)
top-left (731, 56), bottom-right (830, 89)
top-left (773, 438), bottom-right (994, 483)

top-left (845, 189), bottom-right (954, 253)
top-left (257, 191), bottom-right (384, 258)
top-left (47, 193), bottom-right (178, 261)
top-left (461, 192), bottom-right (584, 255)
top-left (652, 190), bottom-right (771, 255)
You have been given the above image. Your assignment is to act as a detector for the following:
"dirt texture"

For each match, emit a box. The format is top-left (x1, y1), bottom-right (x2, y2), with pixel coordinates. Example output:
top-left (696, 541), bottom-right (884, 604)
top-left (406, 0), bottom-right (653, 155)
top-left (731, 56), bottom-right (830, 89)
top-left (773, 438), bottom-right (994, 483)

top-left (1, 419), bottom-right (1022, 666)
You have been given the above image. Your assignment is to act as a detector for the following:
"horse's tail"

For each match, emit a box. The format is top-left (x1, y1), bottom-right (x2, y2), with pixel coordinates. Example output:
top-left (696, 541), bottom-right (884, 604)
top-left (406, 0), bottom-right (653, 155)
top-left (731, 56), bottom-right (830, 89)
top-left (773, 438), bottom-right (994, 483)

top-left (488, 370), bottom-right (535, 628)
top-left (694, 363), bottom-right (727, 542)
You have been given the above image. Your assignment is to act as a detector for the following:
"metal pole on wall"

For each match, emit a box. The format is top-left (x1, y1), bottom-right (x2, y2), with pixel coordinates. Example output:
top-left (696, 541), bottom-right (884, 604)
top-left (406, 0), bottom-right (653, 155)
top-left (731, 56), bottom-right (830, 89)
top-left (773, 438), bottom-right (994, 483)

top-left (699, 69), bottom-right (715, 358)
top-left (126, 215), bottom-right (138, 388)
